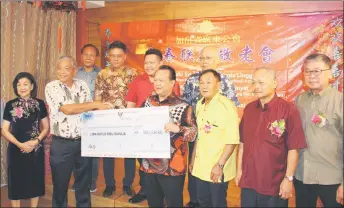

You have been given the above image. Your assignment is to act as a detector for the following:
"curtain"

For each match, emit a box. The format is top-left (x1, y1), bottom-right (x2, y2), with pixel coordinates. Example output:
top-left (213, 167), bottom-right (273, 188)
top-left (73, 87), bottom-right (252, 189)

top-left (1, 1), bottom-right (76, 186)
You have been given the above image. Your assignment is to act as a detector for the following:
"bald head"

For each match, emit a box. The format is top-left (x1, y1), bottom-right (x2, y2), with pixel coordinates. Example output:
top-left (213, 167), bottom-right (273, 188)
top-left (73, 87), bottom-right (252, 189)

top-left (201, 46), bottom-right (219, 56)
top-left (252, 67), bottom-right (277, 102)
top-left (199, 46), bottom-right (220, 71)
top-left (254, 67), bottom-right (276, 82)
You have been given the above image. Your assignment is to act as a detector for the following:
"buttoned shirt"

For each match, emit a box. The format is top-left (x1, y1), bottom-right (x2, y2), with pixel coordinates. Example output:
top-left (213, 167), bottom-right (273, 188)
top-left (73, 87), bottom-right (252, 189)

top-left (75, 66), bottom-right (101, 99)
top-left (192, 93), bottom-right (240, 182)
top-left (295, 87), bottom-right (343, 185)
top-left (140, 93), bottom-right (197, 176)
top-left (182, 71), bottom-right (240, 109)
top-left (95, 66), bottom-right (137, 108)
top-left (126, 73), bottom-right (181, 107)
top-left (239, 94), bottom-right (307, 196)
top-left (45, 79), bottom-right (92, 139)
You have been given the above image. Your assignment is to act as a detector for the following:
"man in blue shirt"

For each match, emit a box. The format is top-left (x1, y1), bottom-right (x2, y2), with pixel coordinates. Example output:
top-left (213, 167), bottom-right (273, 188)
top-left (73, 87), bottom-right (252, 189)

top-left (72, 44), bottom-right (101, 192)
top-left (182, 46), bottom-right (239, 208)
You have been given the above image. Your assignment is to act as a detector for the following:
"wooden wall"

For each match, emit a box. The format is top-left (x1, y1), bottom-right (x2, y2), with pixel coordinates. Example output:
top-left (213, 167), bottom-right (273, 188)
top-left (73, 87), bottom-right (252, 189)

top-left (77, 1), bottom-right (343, 66)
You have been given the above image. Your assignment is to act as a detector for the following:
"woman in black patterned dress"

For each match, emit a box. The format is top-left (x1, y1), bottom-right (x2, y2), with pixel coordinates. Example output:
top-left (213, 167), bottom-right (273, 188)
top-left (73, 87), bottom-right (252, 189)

top-left (1, 72), bottom-right (49, 207)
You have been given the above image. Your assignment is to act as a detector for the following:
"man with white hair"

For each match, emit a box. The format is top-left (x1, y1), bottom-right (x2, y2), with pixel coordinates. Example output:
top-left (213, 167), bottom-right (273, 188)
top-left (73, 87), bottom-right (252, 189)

top-left (45, 56), bottom-right (111, 207)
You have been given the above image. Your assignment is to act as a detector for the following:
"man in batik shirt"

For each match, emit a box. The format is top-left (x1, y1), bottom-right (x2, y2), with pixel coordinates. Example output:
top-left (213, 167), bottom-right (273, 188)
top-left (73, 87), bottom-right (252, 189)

top-left (182, 45), bottom-right (239, 208)
top-left (45, 56), bottom-right (111, 207)
top-left (141, 65), bottom-right (197, 208)
top-left (94, 40), bottom-right (137, 197)
top-left (125, 48), bottom-right (181, 204)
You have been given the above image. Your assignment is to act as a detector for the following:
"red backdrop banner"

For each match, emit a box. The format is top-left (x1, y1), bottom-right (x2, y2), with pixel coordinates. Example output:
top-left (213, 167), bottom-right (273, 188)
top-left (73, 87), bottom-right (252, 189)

top-left (100, 12), bottom-right (343, 117)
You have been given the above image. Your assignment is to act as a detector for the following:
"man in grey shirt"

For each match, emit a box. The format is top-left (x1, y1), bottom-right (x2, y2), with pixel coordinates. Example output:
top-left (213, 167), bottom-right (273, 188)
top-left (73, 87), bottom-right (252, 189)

top-left (294, 53), bottom-right (343, 207)
top-left (72, 44), bottom-right (101, 192)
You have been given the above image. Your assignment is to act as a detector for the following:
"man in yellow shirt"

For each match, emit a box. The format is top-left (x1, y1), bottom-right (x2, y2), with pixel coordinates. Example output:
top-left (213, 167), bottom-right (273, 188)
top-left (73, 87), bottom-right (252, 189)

top-left (190, 69), bottom-right (240, 207)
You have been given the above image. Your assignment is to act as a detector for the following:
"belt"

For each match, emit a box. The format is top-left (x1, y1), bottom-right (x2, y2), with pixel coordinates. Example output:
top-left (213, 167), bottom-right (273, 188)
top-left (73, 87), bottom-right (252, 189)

top-left (53, 135), bottom-right (81, 142)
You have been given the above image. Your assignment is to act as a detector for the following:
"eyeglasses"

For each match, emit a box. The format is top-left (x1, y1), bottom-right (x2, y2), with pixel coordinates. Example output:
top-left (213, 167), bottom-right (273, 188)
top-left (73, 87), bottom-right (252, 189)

top-left (304, 69), bottom-right (331, 76)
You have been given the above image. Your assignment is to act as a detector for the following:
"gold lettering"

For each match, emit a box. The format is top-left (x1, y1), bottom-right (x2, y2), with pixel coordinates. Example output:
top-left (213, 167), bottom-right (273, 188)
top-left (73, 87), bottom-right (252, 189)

top-left (232, 34), bottom-right (241, 43)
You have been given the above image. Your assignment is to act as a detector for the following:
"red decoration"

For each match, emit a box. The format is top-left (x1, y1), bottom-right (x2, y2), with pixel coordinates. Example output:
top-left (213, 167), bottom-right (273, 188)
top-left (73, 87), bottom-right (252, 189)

top-left (99, 12), bottom-right (343, 119)
top-left (36, 0), bottom-right (41, 8)
top-left (81, 0), bottom-right (86, 11)
top-left (58, 24), bottom-right (62, 52)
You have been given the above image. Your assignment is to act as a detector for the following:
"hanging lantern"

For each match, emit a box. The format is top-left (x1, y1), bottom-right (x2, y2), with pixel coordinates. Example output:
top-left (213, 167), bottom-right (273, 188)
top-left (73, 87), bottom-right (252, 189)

top-left (81, 0), bottom-right (86, 11)
top-left (36, 0), bottom-right (42, 8)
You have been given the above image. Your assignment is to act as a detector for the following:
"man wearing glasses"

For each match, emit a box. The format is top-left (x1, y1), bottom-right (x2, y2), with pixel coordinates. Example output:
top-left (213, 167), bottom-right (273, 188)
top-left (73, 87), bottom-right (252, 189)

top-left (294, 53), bottom-right (343, 207)
top-left (182, 46), bottom-right (239, 208)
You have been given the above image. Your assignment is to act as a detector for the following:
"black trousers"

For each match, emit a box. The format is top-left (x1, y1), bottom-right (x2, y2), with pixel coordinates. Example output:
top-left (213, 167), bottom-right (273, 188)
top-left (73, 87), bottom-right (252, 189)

top-left (294, 179), bottom-right (342, 207)
top-left (187, 141), bottom-right (197, 203)
top-left (241, 188), bottom-right (288, 208)
top-left (196, 177), bottom-right (229, 207)
top-left (73, 157), bottom-right (99, 190)
top-left (137, 158), bottom-right (146, 195)
top-left (103, 157), bottom-right (136, 187)
top-left (50, 136), bottom-right (92, 207)
top-left (145, 173), bottom-right (185, 208)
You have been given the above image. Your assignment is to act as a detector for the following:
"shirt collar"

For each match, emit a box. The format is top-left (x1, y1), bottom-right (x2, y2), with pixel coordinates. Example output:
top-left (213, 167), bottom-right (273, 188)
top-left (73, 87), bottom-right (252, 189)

top-left (142, 73), bottom-right (150, 80)
top-left (153, 92), bottom-right (177, 104)
top-left (201, 92), bottom-right (221, 105)
top-left (18, 97), bottom-right (34, 102)
top-left (307, 86), bottom-right (332, 97)
top-left (58, 78), bottom-right (78, 89)
top-left (78, 66), bottom-right (100, 72)
top-left (256, 93), bottom-right (278, 111)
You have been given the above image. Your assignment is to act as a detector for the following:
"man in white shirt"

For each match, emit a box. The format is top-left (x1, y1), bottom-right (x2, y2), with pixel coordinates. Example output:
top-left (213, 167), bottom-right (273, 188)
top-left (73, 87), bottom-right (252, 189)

top-left (45, 56), bottom-right (111, 207)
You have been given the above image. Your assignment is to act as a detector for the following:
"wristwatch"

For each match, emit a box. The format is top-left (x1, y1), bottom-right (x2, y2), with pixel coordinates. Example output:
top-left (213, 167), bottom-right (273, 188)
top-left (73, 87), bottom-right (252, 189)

top-left (285, 175), bottom-right (294, 181)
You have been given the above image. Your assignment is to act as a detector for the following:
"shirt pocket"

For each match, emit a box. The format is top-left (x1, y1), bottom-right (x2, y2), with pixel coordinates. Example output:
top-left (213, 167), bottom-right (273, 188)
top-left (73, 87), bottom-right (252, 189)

top-left (263, 127), bottom-right (285, 147)
top-left (264, 135), bottom-right (284, 145)
top-left (264, 118), bottom-right (286, 146)
top-left (321, 109), bottom-right (338, 130)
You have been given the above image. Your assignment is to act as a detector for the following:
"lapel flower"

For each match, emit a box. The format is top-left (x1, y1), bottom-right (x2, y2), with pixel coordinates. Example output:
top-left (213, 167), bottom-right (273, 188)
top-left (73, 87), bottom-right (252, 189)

top-left (203, 124), bottom-right (212, 134)
top-left (311, 111), bottom-right (327, 128)
top-left (268, 119), bottom-right (285, 138)
top-left (203, 121), bottom-right (218, 134)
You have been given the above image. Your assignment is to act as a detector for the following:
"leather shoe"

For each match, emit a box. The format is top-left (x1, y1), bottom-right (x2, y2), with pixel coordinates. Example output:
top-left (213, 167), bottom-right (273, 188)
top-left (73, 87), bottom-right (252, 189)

top-left (103, 186), bottom-right (116, 197)
top-left (129, 193), bottom-right (147, 203)
top-left (123, 186), bottom-right (135, 196)
top-left (184, 201), bottom-right (200, 208)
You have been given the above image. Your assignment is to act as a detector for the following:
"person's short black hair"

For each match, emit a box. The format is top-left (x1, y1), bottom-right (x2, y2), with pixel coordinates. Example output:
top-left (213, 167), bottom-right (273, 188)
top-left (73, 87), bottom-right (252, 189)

top-left (108, 40), bottom-right (127, 53)
top-left (81, 44), bottom-right (99, 56)
top-left (304, 53), bottom-right (332, 69)
top-left (145, 48), bottom-right (163, 60)
top-left (158, 65), bottom-right (176, 81)
top-left (13, 72), bottom-right (38, 98)
top-left (199, 69), bottom-right (221, 82)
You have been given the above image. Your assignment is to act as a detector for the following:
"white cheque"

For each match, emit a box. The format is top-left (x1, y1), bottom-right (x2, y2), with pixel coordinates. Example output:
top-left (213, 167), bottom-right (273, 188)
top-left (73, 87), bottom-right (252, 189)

top-left (81, 106), bottom-right (170, 158)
